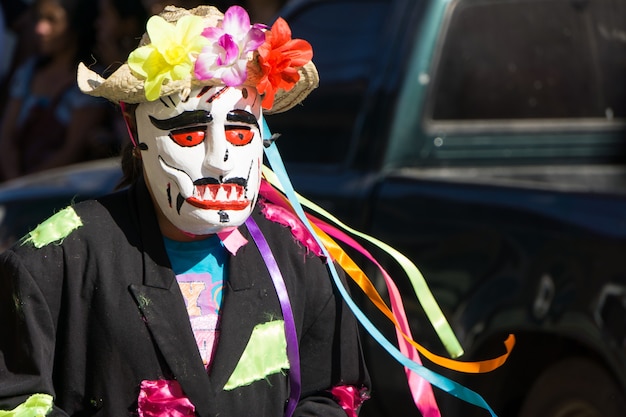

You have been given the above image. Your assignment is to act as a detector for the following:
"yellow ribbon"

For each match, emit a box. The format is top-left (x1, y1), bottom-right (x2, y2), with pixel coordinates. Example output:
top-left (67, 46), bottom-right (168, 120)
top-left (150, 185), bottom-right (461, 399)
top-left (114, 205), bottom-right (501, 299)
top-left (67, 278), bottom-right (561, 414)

top-left (262, 166), bottom-right (514, 372)
top-left (312, 221), bottom-right (514, 373)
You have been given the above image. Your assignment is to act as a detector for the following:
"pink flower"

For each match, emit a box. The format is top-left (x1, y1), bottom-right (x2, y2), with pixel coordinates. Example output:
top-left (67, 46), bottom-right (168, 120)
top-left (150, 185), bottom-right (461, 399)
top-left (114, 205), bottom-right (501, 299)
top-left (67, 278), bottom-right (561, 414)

top-left (137, 380), bottom-right (195, 417)
top-left (194, 6), bottom-right (265, 86)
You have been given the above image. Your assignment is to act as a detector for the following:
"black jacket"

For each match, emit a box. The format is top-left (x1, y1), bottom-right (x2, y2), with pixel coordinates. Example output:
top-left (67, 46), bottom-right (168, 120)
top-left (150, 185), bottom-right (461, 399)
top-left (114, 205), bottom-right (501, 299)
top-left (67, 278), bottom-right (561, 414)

top-left (0, 179), bottom-right (369, 416)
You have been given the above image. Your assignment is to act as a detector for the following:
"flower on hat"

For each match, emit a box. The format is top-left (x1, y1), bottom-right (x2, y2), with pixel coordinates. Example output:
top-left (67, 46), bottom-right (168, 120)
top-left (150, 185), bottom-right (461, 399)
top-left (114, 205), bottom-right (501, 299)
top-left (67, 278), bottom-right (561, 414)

top-left (122, 6), bottom-right (314, 108)
top-left (256, 17), bottom-right (313, 109)
top-left (128, 14), bottom-right (209, 101)
top-left (194, 6), bottom-right (265, 87)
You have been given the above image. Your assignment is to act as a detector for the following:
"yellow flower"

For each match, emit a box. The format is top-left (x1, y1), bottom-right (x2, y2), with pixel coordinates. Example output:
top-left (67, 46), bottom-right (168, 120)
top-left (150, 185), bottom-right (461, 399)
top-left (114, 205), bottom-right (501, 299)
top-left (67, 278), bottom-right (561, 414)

top-left (128, 15), bottom-right (209, 101)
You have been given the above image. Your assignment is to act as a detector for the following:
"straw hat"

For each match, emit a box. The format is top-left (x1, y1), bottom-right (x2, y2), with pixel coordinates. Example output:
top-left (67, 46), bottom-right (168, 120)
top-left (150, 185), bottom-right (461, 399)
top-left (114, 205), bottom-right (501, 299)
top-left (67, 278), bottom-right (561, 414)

top-left (77, 5), bottom-right (318, 114)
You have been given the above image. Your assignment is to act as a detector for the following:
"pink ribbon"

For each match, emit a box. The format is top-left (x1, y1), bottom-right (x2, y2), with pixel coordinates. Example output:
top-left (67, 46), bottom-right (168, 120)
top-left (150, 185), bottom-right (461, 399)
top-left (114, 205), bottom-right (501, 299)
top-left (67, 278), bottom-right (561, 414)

top-left (314, 219), bottom-right (442, 417)
top-left (258, 180), bottom-right (441, 417)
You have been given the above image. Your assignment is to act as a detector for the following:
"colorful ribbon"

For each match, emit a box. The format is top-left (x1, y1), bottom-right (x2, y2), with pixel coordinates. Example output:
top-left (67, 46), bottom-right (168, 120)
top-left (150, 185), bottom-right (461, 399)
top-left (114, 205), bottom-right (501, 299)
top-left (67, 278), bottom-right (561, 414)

top-left (246, 217), bottom-right (301, 417)
top-left (260, 170), bottom-right (463, 358)
top-left (259, 180), bottom-right (441, 416)
top-left (260, 174), bottom-right (515, 373)
top-left (261, 117), bottom-right (505, 416)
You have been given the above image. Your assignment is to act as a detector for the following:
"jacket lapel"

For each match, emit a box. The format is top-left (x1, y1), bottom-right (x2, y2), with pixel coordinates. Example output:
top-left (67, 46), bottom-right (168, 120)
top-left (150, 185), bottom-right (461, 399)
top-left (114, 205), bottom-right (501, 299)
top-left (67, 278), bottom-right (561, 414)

top-left (128, 182), bottom-right (283, 408)
top-left (128, 179), bottom-right (216, 417)
top-left (129, 283), bottom-right (217, 417)
top-left (208, 222), bottom-right (282, 392)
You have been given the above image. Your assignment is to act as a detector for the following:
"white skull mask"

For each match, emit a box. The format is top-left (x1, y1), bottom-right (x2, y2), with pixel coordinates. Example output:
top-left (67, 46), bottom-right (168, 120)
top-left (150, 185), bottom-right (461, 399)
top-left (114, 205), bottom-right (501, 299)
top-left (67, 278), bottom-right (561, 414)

top-left (135, 85), bottom-right (264, 236)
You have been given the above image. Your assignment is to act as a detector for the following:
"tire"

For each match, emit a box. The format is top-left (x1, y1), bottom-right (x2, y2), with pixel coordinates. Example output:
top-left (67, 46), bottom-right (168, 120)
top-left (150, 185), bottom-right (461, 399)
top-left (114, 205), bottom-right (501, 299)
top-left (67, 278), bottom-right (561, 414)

top-left (519, 356), bottom-right (626, 417)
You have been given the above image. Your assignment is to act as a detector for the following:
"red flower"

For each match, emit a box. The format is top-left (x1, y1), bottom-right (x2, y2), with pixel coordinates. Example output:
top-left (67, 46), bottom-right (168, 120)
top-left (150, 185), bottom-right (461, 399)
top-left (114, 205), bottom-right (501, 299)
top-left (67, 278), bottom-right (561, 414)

top-left (256, 18), bottom-right (313, 109)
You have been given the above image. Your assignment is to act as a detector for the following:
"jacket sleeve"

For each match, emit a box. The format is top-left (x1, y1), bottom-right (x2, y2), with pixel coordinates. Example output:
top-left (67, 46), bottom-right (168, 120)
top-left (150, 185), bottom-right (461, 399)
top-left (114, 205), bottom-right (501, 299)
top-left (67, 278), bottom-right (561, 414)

top-left (294, 260), bottom-right (371, 417)
top-left (0, 248), bottom-right (69, 416)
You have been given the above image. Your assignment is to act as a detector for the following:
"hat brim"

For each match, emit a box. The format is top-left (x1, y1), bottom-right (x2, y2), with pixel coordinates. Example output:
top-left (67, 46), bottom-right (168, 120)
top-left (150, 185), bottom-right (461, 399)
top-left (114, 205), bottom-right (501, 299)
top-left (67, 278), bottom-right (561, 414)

top-left (77, 59), bottom-right (318, 114)
top-left (77, 5), bottom-right (318, 114)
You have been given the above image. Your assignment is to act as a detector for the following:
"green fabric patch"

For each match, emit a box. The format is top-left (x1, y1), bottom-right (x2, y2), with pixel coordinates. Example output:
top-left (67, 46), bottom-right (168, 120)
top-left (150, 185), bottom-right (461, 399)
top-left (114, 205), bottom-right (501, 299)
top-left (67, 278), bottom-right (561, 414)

top-left (22, 206), bottom-right (82, 248)
top-left (0, 393), bottom-right (53, 416)
top-left (224, 320), bottom-right (289, 390)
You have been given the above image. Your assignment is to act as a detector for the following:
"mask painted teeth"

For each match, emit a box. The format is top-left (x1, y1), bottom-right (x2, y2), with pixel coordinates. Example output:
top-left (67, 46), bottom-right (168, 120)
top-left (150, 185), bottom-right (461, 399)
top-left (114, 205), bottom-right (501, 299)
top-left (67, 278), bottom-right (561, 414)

top-left (187, 184), bottom-right (250, 210)
top-left (196, 184), bottom-right (240, 200)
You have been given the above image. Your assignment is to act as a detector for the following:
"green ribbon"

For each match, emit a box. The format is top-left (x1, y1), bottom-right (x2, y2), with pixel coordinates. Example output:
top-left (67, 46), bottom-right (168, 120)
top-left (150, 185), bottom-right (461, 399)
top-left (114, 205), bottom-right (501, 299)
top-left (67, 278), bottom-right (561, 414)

top-left (262, 166), bottom-right (463, 358)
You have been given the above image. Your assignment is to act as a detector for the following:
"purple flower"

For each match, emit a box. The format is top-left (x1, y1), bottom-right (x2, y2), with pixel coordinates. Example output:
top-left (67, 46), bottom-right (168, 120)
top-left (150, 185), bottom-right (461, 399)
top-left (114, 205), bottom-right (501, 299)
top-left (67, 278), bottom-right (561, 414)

top-left (194, 6), bottom-right (265, 86)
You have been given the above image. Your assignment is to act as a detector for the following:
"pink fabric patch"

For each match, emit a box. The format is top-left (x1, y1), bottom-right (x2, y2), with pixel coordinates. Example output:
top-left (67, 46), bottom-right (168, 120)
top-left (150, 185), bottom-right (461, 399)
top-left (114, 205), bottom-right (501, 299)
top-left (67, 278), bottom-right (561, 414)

top-left (137, 380), bottom-right (195, 417)
top-left (217, 228), bottom-right (248, 255)
top-left (257, 179), bottom-right (323, 256)
top-left (260, 201), bottom-right (323, 256)
top-left (330, 385), bottom-right (370, 417)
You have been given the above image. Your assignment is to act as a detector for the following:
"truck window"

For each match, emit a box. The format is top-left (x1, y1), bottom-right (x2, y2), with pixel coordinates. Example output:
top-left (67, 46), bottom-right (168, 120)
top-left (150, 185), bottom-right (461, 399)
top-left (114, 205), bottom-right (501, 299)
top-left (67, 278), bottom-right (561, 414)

top-left (265, 0), bottom-right (391, 165)
top-left (431, 0), bottom-right (626, 121)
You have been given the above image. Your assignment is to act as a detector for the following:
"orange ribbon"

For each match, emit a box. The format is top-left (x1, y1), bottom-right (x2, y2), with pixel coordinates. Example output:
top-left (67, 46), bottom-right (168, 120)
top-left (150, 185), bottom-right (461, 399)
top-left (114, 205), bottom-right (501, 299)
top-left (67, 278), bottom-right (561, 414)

top-left (310, 220), bottom-right (515, 373)
top-left (259, 172), bottom-right (514, 374)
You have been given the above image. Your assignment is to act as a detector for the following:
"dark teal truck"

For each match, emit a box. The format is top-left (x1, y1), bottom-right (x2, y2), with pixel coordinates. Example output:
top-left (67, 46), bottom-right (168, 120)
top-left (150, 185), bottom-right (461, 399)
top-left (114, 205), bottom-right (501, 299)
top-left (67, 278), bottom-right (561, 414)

top-left (267, 0), bottom-right (626, 415)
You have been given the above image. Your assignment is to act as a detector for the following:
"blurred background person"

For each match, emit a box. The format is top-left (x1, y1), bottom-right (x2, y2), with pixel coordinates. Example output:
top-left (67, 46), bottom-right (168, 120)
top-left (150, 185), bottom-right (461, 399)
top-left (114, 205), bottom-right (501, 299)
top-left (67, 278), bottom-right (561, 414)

top-left (95, 0), bottom-right (148, 73)
top-left (0, 3), bottom-right (9, 81)
top-left (90, 0), bottom-right (149, 159)
top-left (0, 0), bottom-right (36, 114)
top-left (0, 0), bottom-right (107, 182)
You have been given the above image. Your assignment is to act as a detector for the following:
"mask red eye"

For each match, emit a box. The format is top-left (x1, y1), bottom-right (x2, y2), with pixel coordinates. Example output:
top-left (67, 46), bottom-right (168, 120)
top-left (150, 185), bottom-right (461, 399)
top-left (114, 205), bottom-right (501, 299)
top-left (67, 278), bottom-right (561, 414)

top-left (225, 128), bottom-right (254, 146)
top-left (169, 128), bottom-right (206, 147)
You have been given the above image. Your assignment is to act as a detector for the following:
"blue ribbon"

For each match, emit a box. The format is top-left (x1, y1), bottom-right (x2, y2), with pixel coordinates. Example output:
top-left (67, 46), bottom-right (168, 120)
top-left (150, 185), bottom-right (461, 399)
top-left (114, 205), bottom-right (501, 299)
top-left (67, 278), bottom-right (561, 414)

top-left (261, 118), bottom-right (498, 417)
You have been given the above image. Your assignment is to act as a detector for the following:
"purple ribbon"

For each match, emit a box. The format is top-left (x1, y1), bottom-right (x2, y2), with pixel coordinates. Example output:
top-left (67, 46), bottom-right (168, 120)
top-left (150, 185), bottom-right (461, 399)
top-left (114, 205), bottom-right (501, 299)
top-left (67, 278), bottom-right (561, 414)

top-left (245, 217), bottom-right (301, 417)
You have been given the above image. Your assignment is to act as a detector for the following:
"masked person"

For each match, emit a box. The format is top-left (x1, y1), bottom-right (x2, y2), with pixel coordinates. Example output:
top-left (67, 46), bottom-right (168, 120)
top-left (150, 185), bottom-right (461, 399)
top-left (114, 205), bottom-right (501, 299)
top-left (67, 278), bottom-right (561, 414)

top-left (0, 5), bottom-right (370, 417)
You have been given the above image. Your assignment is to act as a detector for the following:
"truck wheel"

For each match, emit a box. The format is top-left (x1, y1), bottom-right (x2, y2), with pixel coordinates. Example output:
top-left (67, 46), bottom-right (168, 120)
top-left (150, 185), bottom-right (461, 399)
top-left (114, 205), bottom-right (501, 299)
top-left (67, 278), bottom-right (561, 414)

top-left (519, 356), bottom-right (626, 417)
